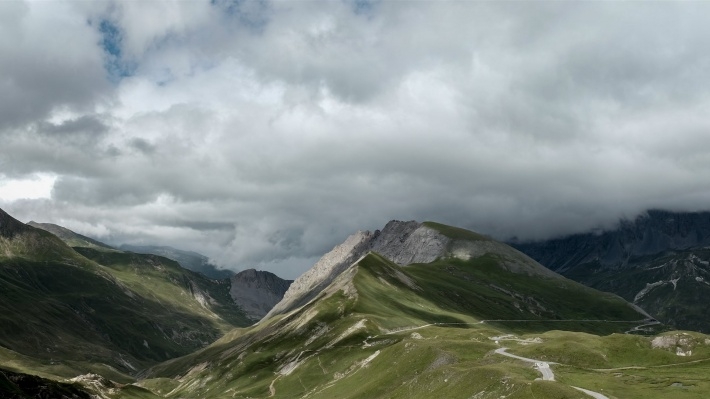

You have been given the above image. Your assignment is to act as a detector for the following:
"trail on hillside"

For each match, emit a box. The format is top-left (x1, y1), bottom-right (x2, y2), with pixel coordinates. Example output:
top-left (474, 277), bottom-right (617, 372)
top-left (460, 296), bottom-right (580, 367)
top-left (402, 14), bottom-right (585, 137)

top-left (494, 348), bottom-right (609, 399)
top-left (495, 348), bottom-right (609, 399)
top-left (494, 348), bottom-right (556, 381)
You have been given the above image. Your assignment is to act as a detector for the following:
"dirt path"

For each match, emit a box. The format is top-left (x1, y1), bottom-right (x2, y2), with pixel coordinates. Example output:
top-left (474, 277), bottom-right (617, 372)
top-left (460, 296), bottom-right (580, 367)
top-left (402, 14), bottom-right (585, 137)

top-left (494, 348), bottom-right (609, 399)
top-left (494, 348), bottom-right (556, 381)
top-left (572, 386), bottom-right (610, 399)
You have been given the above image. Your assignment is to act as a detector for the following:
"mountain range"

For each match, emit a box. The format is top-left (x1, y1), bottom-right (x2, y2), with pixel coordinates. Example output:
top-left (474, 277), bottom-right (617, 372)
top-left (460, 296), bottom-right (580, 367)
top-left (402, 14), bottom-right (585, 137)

top-left (118, 244), bottom-right (234, 280)
top-left (0, 208), bottom-right (290, 394)
top-left (3, 208), bottom-right (710, 398)
top-left (512, 209), bottom-right (710, 332)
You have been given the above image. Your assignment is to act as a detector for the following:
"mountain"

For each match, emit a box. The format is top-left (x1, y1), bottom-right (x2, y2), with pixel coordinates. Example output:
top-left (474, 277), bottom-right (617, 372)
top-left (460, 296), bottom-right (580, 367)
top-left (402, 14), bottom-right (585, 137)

top-left (138, 220), bottom-right (664, 398)
top-left (27, 221), bottom-right (117, 252)
top-left (119, 244), bottom-right (234, 280)
top-left (511, 210), bottom-right (710, 332)
top-left (0, 368), bottom-right (93, 399)
top-left (0, 207), bottom-right (252, 382)
top-left (229, 269), bottom-right (293, 321)
top-left (29, 219), bottom-right (289, 323)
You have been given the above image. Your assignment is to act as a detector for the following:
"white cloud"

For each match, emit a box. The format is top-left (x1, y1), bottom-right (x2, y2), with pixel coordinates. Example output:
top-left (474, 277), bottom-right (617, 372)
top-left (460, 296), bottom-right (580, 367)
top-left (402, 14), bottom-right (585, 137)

top-left (0, 174), bottom-right (56, 202)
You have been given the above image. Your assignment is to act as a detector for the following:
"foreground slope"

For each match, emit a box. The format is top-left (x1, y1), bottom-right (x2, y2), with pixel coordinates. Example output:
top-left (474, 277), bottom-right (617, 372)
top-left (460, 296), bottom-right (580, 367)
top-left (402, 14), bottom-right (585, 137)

top-left (139, 221), bottom-right (664, 399)
top-left (0, 208), bottom-right (251, 381)
top-left (512, 210), bottom-right (710, 332)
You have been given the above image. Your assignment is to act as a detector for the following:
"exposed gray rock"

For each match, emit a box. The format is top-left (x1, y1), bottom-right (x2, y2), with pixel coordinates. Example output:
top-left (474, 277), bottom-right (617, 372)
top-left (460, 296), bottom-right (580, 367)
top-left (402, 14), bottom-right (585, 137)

top-left (371, 220), bottom-right (448, 265)
top-left (265, 230), bottom-right (374, 318)
top-left (230, 269), bottom-right (292, 320)
top-left (266, 219), bottom-right (557, 321)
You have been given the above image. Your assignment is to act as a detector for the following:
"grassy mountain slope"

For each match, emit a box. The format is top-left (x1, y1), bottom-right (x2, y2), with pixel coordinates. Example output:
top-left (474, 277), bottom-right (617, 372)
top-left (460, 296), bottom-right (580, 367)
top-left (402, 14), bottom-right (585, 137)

top-left (511, 210), bottom-right (710, 333)
top-left (140, 247), bottom-right (651, 398)
top-left (0, 208), bottom-right (251, 381)
top-left (562, 247), bottom-right (710, 333)
top-left (28, 221), bottom-right (118, 252)
top-left (119, 244), bottom-right (234, 280)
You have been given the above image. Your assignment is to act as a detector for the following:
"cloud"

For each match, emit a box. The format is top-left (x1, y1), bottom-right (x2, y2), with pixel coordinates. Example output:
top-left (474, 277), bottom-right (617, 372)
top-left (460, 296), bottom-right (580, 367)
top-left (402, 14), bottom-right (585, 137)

top-left (2, 2), bottom-right (710, 278)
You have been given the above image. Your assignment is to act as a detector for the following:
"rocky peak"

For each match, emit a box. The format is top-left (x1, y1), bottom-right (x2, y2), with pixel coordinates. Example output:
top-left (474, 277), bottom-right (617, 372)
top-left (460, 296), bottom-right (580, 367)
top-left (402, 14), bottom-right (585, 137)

top-left (265, 220), bottom-right (455, 319)
top-left (230, 269), bottom-right (292, 321)
top-left (265, 219), bottom-right (558, 321)
top-left (265, 230), bottom-right (375, 319)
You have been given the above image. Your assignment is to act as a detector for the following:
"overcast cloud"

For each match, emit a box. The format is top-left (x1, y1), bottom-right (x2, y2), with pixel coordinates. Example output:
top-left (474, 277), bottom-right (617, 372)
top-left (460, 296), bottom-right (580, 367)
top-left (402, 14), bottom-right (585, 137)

top-left (2, 1), bottom-right (710, 278)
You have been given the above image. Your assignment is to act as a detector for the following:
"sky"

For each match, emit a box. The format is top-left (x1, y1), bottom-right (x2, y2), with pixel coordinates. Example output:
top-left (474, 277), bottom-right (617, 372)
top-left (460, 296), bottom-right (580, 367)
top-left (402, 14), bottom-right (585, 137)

top-left (1, 1), bottom-right (710, 278)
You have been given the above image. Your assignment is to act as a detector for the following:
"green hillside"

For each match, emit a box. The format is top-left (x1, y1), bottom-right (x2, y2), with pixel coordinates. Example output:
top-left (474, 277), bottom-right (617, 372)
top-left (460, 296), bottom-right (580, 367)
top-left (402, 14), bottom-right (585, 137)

top-left (139, 251), bottom-right (669, 398)
top-left (6, 213), bottom-right (710, 399)
top-left (0, 208), bottom-right (251, 382)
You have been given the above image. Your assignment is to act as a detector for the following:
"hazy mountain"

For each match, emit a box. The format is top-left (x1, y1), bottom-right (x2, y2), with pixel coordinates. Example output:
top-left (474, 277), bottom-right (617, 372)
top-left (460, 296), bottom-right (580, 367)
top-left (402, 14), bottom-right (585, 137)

top-left (512, 210), bottom-right (710, 332)
top-left (0, 207), bottom-right (252, 382)
top-left (27, 218), bottom-right (288, 324)
top-left (229, 269), bottom-right (292, 321)
top-left (140, 220), bottom-right (654, 398)
top-left (119, 244), bottom-right (234, 280)
top-left (27, 221), bottom-right (118, 252)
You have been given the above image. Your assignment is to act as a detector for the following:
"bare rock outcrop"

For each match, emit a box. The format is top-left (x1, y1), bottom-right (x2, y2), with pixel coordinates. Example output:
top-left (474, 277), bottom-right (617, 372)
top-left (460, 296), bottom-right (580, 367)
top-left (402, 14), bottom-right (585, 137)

top-left (266, 221), bottom-right (449, 319)
top-left (265, 231), bottom-right (374, 318)
top-left (371, 220), bottom-right (449, 265)
top-left (265, 219), bottom-right (558, 321)
top-left (230, 269), bottom-right (292, 320)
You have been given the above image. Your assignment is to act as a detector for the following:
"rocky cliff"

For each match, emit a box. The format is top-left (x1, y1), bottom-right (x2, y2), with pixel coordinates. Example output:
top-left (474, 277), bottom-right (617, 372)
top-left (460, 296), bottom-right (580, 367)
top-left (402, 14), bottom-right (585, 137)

top-left (229, 269), bottom-right (292, 320)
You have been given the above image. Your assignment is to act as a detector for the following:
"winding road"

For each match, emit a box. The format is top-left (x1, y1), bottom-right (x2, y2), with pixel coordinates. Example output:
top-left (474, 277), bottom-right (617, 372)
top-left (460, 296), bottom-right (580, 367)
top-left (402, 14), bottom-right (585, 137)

top-left (494, 347), bottom-right (609, 399)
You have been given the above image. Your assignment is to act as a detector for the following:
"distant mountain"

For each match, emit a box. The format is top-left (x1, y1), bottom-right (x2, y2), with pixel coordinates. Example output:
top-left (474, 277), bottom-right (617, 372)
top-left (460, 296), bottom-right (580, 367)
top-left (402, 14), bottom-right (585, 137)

top-left (0, 207), bottom-right (252, 381)
top-left (512, 209), bottom-right (710, 332)
top-left (28, 219), bottom-right (289, 324)
top-left (119, 244), bottom-right (234, 280)
top-left (27, 221), bottom-right (118, 252)
top-left (143, 220), bottom-right (650, 398)
top-left (229, 269), bottom-right (292, 321)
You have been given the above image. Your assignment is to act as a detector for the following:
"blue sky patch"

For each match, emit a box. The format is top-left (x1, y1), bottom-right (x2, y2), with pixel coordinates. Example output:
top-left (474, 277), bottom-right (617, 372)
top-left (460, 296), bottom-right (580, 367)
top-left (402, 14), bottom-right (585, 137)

top-left (210, 0), bottom-right (270, 33)
top-left (94, 18), bottom-right (136, 82)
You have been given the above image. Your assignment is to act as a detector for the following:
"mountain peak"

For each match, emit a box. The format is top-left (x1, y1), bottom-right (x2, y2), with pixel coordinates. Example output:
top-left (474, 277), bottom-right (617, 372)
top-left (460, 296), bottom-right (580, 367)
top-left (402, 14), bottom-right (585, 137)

top-left (230, 269), bottom-right (292, 320)
top-left (0, 207), bottom-right (28, 238)
top-left (266, 220), bottom-right (556, 320)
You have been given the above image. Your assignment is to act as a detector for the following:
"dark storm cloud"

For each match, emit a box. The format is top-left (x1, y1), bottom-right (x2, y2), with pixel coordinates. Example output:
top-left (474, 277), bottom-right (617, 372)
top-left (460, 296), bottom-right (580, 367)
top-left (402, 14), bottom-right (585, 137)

top-left (3, 1), bottom-right (710, 279)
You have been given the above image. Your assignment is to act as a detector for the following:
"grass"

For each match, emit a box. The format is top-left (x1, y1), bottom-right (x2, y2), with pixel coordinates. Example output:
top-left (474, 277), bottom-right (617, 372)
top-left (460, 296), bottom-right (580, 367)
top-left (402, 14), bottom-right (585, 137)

top-left (8, 218), bottom-right (710, 399)
top-left (0, 233), bottom-right (251, 380)
top-left (133, 251), bottom-right (678, 398)
top-left (422, 221), bottom-right (491, 242)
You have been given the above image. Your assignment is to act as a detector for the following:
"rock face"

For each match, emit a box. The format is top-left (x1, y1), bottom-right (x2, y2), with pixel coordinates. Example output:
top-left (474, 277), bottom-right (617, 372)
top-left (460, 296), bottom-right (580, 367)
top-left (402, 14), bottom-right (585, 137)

top-left (266, 220), bottom-right (557, 320)
top-left (370, 220), bottom-right (449, 265)
top-left (266, 220), bottom-right (451, 318)
top-left (265, 230), bottom-right (376, 318)
top-left (511, 210), bottom-right (710, 333)
top-left (512, 210), bottom-right (710, 273)
top-left (229, 269), bottom-right (292, 320)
